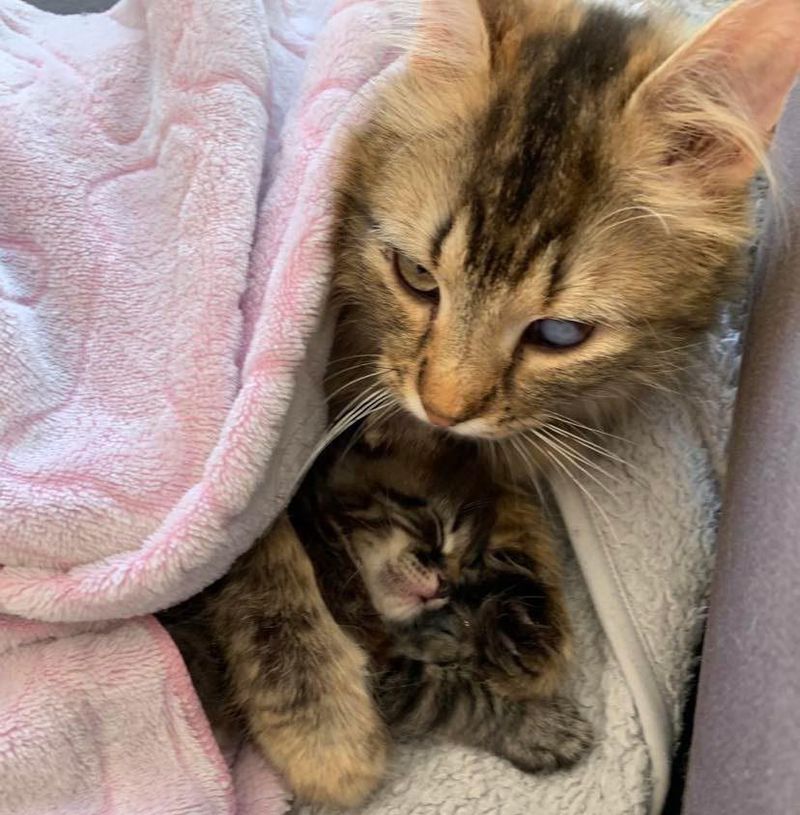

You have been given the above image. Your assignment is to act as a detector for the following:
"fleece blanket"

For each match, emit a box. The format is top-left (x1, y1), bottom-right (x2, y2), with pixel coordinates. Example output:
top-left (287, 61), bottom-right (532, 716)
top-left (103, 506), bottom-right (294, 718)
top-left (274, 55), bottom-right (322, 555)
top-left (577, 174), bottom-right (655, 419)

top-left (0, 0), bottom-right (736, 814)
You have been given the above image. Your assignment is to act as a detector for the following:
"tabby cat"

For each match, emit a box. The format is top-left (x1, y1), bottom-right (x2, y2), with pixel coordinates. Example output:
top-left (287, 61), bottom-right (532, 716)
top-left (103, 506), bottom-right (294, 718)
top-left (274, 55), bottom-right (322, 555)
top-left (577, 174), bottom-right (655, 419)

top-left (171, 0), bottom-right (800, 806)
top-left (164, 416), bottom-right (590, 784)
top-left (291, 417), bottom-right (591, 773)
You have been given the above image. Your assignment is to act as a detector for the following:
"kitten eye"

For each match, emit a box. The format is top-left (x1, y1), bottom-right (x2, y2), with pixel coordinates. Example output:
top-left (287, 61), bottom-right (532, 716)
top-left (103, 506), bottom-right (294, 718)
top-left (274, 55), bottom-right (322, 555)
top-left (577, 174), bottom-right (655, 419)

top-left (523, 319), bottom-right (593, 349)
top-left (392, 249), bottom-right (439, 302)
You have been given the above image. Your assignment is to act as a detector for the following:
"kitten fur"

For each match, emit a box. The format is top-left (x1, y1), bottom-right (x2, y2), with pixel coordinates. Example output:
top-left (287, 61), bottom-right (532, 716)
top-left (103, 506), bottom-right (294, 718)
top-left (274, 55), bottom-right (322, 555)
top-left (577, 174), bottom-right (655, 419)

top-left (293, 421), bottom-right (591, 772)
top-left (166, 0), bottom-right (799, 806)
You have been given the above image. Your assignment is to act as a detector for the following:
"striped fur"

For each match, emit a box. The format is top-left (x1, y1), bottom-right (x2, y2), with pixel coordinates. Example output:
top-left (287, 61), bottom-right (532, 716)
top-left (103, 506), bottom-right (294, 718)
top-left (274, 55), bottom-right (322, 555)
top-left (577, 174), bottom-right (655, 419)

top-left (163, 418), bottom-right (590, 802)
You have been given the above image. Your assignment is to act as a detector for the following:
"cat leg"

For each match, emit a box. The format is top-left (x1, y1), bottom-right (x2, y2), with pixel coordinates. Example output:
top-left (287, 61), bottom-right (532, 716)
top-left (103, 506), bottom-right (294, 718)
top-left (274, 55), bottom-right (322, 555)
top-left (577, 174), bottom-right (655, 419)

top-left (482, 693), bottom-right (593, 772)
top-left (210, 515), bottom-right (388, 807)
top-left (377, 659), bottom-right (592, 771)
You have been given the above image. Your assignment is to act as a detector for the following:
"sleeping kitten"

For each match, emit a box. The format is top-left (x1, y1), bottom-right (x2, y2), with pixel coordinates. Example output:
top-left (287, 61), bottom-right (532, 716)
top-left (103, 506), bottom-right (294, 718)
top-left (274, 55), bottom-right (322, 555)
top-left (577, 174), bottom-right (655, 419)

top-left (293, 418), bottom-right (592, 773)
top-left (186, 0), bottom-right (799, 806)
top-left (164, 416), bottom-right (590, 777)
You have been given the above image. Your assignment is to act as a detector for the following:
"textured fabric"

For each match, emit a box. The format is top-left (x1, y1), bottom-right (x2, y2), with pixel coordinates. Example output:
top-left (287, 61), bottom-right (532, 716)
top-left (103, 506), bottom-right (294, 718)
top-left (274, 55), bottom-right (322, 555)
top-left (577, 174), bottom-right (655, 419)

top-left (0, 0), bottom-right (400, 811)
top-left (0, 616), bottom-right (241, 815)
top-left (683, 84), bottom-right (800, 815)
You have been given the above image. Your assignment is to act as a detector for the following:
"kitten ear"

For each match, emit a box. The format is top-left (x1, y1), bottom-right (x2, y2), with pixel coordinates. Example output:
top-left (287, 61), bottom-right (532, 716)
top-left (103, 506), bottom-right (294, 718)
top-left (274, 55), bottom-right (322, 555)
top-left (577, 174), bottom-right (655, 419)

top-left (628, 0), bottom-right (800, 185)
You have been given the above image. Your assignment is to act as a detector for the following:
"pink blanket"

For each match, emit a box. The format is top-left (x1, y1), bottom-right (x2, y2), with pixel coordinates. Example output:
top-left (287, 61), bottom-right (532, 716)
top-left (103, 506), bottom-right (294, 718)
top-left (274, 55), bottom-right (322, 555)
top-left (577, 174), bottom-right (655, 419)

top-left (0, 0), bottom-right (400, 811)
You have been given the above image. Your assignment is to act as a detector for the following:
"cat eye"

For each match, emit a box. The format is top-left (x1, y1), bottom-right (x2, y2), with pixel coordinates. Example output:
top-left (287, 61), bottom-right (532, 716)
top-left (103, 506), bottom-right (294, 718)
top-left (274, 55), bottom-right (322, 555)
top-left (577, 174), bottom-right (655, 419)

top-left (392, 249), bottom-right (439, 302)
top-left (523, 319), bottom-right (593, 350)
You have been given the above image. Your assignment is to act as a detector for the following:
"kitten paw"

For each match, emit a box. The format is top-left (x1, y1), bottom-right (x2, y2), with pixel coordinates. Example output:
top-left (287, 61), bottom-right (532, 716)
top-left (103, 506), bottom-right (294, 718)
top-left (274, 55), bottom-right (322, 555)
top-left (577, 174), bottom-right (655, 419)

top-left (478, 591), bottom-right (568, 694)
top-left (503, 696), bottom-right (593, 773)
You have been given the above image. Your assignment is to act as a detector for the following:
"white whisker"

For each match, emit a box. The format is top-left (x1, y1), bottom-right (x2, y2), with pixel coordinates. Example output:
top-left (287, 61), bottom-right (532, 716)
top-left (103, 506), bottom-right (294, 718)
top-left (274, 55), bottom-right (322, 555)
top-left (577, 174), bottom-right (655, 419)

top-left (527, 429), bottom-right (620, 501)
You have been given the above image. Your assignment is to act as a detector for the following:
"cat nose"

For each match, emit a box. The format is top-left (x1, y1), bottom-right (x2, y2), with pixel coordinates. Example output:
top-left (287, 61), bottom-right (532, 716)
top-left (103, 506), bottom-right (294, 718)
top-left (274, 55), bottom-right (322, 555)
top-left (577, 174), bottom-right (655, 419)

top-left (422, 403), bottom-right (456, 428)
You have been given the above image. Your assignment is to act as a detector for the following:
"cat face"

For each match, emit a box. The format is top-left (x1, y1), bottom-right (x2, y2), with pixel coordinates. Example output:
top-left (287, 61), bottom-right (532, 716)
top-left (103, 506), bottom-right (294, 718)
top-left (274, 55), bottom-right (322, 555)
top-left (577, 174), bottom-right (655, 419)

top-left (344, 491), bottom-right (563, 676)
top-left (348, 497), bottom-right (475, 623)
top-left (332, 0), bottom-right (798, 438)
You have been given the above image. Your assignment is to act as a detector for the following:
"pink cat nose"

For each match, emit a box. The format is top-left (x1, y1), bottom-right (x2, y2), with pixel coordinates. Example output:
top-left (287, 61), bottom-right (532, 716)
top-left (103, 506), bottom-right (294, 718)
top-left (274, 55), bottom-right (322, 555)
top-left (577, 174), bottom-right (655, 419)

top-left (416, 578), bottom-right (449, 601)
top-left (422, 404), bottom-right (456, 428)
top-left (415, 581), bottom-right (439, 600)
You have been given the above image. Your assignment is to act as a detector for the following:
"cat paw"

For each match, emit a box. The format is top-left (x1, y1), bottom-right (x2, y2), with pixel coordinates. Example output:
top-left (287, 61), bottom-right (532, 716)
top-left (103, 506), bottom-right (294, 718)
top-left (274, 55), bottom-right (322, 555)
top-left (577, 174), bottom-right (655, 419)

top-left (478, 591), bottom-right (568, 693)
top-left (285, 734), bottom-right (388, 808)
top-left (503, 696), bottom-right (594, 773)
top-left (269, 690), bottom-right (389, 808)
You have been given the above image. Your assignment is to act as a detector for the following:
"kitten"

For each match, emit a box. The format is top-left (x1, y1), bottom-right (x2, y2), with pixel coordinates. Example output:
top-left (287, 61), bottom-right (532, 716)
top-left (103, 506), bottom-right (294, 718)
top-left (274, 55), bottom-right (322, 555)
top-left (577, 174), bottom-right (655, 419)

top-left (186, 0), bottom-right (799, 806)
top-left (164, 417), bottom-right (590, 778)
top-left (293, 419), bottom-right (592, 773)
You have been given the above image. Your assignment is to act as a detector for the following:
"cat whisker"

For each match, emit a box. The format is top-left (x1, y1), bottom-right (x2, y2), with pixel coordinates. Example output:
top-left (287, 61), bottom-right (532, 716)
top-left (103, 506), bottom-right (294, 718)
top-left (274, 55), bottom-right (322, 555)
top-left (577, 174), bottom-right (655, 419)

top-left (324, 358), bottom-right (385, 383)
top-left (593, 203), bottom-right (672, 230)
top-left (525, 432), bottom-right (621, 547)
top-left (529, 426), bottom-right (623, 487)
top-left (308, 386), bottom-right (395, 465)
top-left (506, 435), bottom-right (547, 508)
top-left (539, 421), bottom-right (642, 475)
top-left (325, 369), bottom-right (387, 404)
top-left (526, 429), bottom-right (621, 502)
top-left (592, 205), bottom-right (675, 241)
top-left (327, 352), bottom-right (383, 365)
top-left (538, 411), bottom-right (632, 445)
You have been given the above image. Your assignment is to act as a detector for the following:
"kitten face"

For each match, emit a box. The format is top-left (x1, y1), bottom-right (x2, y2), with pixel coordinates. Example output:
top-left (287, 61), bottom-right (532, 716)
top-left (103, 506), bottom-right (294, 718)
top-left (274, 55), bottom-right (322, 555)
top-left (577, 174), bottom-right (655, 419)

top-left (348, 498), bottom-right (475, 623)
top-left (332, 0), bottom-right (795, 438)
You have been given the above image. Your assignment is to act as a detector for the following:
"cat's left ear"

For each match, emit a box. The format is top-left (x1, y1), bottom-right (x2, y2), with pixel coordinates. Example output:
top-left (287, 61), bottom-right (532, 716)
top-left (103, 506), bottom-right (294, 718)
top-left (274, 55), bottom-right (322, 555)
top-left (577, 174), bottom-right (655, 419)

top-left (384, 0), bottom-right (492, 126)
top-left (628, 0), bottom-right (800, 185)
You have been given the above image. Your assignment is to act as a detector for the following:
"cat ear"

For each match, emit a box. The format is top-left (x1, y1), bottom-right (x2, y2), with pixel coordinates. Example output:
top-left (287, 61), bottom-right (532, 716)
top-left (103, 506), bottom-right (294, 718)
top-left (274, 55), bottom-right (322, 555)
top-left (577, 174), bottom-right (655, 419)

top-left (628, 0), bottom-right (800, 185)
top-left (382, 0), bottom-right (492, 127)
top-left (402, 0), bottom-right (490, 80)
